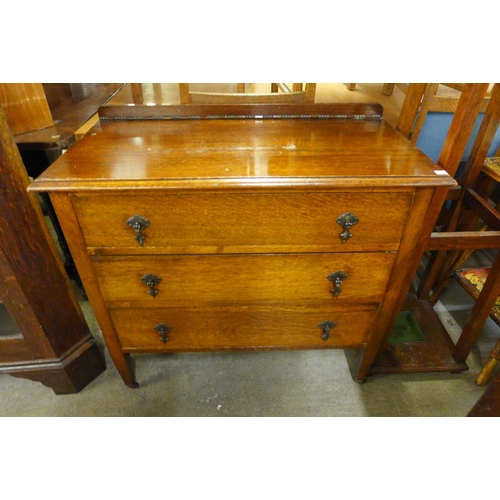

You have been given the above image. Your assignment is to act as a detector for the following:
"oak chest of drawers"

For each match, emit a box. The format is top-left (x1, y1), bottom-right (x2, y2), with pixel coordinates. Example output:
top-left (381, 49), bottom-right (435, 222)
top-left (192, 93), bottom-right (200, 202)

top-left (29, 103), bottom-right (455, 387)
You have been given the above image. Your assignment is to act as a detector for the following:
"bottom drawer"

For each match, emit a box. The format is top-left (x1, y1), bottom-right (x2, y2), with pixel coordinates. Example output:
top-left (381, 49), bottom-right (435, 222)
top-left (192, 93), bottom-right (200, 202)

top-left (111, 303), bottom-right (378, 352)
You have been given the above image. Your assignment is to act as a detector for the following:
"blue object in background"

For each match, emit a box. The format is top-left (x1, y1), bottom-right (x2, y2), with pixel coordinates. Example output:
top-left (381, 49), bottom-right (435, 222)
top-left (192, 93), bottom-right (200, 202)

top-left (415, 112), bottom-right (500, 164)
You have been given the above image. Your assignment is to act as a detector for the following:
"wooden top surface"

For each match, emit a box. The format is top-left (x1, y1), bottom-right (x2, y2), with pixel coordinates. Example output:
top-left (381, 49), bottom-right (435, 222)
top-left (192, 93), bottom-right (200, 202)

top-left (30, 109), bottom-right (455, 192)
top-left (14, 83), bottom-right (125, 150)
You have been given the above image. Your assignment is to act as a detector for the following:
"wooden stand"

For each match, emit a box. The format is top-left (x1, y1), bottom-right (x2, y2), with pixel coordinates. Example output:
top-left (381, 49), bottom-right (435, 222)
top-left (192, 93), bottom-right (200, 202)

top-left (0, 106), bottom-right (106, 394)
top-left (368, 294), bottom-right (468, 375)
top-left (368, 84), bottom-right (500, 382)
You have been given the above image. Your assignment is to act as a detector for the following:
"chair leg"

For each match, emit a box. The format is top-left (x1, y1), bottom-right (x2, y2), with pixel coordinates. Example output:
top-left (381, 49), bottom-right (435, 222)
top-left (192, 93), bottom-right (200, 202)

top-left (477, 340), bottom-right (500, 386)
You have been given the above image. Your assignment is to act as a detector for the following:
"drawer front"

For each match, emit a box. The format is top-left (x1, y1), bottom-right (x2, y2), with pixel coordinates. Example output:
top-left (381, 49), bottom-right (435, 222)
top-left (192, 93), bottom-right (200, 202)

top-left (72, 192), bottom-right (413, 251)
top-left (92, 252), bottom-right (396, 308)
top-left (111, 304), bottom-right (376, 351)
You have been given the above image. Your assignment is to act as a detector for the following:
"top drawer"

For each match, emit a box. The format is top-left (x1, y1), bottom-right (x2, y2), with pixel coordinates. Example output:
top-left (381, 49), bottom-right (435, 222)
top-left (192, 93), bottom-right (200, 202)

top-left (71, 191), bottom-right (413, 253)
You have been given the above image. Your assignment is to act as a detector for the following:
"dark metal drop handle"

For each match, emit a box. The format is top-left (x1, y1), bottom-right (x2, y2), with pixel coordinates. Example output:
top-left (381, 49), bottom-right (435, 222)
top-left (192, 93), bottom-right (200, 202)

top-left (141, 273), bottom-right (162, 298)
top-left (336, 212), bottom-right (359, 243)
top-left (327, 270), bottom-right (348, 297)
top-left (318, 320), bottom-right (337, 341)
top-left (154, 323), bottom-right (172, 344)
top-left (127, 214), bottom-right (151, 246)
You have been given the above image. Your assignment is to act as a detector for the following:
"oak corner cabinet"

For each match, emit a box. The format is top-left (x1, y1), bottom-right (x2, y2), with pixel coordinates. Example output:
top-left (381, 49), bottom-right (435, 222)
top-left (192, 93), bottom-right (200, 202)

top-left (28, 103), bottom-right (455, 388)
top-left (0, 106), bottom-right (106, 394)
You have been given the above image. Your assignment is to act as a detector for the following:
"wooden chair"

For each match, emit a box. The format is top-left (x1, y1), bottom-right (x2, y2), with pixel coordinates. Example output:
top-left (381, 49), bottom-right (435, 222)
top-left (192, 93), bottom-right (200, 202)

top-left (379, 83), bottom-right (464, 97)
top-left (347, 84), bottom-right (492, 152)
top-left (454, 266), bottom-right (500, 385)
top-left (130, 83), bottom-right (247, 104)
top-left (409, 84), bottom-right (492, 148)
top-left (415, 84), bottom-right (500, 382)
top-left (427, 147), bottom-right (500, 386)
top-left (178, 83), bottom-right (316, 104)
top-left (368, 83), bottom-right (500, 379)
top-left (414, 85), bottom-right (500, 300)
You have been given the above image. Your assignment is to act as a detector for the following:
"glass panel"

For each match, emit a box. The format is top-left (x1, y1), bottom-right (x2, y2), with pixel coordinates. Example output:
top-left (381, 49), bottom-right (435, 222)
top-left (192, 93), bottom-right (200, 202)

top-left (0, 301), bottom-right (20, 338)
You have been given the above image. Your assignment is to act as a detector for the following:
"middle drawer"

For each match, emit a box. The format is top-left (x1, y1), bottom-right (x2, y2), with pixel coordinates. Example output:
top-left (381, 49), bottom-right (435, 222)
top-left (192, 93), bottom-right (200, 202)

top-left (92, 252), bottom-right (396, 308)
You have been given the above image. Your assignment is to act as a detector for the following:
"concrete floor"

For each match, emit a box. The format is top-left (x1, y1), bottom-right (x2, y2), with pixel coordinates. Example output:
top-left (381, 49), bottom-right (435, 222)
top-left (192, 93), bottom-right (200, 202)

top-left (1, 83), bottom-right (498, 416)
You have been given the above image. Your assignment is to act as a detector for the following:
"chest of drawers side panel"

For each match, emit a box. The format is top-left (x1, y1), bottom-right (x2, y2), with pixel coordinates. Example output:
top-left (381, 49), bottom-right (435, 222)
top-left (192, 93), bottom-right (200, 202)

top-left (47, 192), bottom-right (137, 387)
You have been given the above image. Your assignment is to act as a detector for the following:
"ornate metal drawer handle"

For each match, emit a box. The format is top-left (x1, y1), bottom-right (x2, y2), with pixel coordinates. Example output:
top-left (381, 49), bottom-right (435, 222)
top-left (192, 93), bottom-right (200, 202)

top-left (141, 273), bottom-right (162, 298)
top-left (327, 270), bottom-right (348, 297)
top-left (154, 323), bottom-right (172, 344)
top-left (126, 214), bottom-right (150, 246)
top-left (336, 212), bottom-right (359, 243)
top-left (318, 320), bottom-right (337, 341)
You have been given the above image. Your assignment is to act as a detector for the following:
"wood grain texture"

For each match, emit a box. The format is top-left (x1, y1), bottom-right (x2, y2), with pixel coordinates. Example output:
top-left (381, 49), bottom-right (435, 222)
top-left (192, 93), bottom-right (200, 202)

top-left (29, 111), bottom-right (455, 386)
top-left (72, 192), bottom-right (413, 252)
top-left (358, 187), bottom-right (441, 379)
top-left (0, 107), bottom-right (91, 355)
top-left (30, 118), bottom-right (452, 192)
top-left (437, 83), bottom-right (489, 177)
top-left (396, 83), bottom-right (427, 138)
top-left (112, 303), bottom-right (376, 351)
top-left (92, 252), bottom-right (396, 308)
top-left (13, 83), bottom-right (125, 151)
top-left (0, 83), bottom-right (54, 135)
top-left (0, 105), bottom-right (106, 393)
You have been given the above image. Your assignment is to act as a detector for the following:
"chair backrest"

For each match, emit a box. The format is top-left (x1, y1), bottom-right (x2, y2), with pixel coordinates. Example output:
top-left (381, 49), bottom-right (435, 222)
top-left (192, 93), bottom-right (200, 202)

top-left (413, 84), bottom-right (493, 151)
top-left (417, 83), bottom-right (500, 299)
top-left (178, 83), bottom-right (316, 104)
top-left (395, 84), bottom-right (495, 175)
top-left (396, 83), bottom-right (493, 145)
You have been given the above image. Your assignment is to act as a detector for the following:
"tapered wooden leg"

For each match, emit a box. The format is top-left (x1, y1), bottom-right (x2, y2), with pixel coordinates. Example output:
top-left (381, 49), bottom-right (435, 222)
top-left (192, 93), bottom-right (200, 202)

top-left (112, 352), bottom-right (138, 388)
top-left (48, 192), bottom-right (138, 388)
